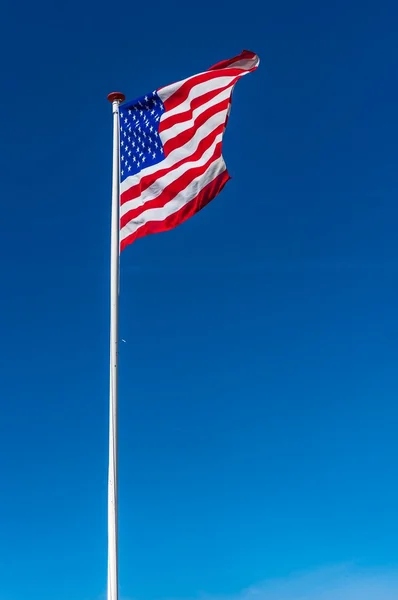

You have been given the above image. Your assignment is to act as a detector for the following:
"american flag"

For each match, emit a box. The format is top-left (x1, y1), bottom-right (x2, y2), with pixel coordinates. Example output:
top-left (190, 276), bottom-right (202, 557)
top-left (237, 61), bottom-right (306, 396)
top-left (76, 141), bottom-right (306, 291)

top-left (119, 50), bottom-right (259, 251)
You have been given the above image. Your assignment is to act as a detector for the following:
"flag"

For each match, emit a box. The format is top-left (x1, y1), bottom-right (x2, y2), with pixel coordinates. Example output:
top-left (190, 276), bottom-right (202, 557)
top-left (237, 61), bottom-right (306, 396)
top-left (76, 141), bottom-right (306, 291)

top-left (119, 50), bottom-right (260, 251)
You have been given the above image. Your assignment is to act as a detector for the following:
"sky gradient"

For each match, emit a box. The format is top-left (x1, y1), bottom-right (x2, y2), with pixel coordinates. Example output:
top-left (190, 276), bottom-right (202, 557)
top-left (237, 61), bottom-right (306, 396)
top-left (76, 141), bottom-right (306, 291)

top-left (1, 0), bottom-right (398, 599)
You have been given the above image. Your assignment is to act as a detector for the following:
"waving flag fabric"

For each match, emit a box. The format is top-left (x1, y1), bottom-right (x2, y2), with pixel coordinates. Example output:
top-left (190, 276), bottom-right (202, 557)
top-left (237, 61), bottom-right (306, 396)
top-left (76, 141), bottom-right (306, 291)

top-left (119, 50), bottom-right (259, 251)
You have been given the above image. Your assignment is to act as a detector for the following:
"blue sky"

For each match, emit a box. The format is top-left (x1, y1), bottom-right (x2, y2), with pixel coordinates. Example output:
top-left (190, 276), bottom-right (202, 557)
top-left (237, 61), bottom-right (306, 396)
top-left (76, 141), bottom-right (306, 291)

top-left (1, 0), bottom-right (398, 599)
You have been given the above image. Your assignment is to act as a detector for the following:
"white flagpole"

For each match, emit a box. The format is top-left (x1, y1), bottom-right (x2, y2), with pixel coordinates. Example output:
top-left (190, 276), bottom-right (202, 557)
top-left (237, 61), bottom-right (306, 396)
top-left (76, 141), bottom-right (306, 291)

top-left (107, 91), bottom-right (125, 600)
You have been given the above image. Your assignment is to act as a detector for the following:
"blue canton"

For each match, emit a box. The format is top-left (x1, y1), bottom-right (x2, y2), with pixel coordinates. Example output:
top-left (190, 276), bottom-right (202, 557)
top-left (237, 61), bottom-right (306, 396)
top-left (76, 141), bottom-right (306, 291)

top-left (120, 91), bottom-right (165, 182)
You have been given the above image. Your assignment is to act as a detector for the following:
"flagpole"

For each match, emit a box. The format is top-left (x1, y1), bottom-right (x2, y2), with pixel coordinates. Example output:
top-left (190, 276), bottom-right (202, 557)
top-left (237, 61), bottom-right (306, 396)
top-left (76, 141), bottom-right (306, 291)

top-left (107, 91), bottom-right (125, 600)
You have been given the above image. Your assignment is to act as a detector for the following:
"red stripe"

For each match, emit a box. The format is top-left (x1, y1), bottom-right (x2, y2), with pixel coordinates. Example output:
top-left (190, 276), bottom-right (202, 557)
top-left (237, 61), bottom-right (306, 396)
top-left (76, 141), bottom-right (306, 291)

top-left (162, 67), bottom-right (248, 114)
top-left (163, 97), bottom-right (230, 157)
top-left (120, 170), bottom-right (230, 251)
top-left (120, 123), bottom-right (225, 206)
top-left (207, 49), bottom-right (257, 71)
top-left (161, 50), bottom-right (257, 114)
top-left (159, 77), bottom-right (239, 134)
top-left (120, 142), bottom-right (223, 228)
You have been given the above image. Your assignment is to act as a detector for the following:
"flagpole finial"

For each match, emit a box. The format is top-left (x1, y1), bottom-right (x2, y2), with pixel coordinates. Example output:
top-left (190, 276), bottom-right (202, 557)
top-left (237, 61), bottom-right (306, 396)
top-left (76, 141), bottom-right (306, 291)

top-left (108, 92), bottom-right (126, 103)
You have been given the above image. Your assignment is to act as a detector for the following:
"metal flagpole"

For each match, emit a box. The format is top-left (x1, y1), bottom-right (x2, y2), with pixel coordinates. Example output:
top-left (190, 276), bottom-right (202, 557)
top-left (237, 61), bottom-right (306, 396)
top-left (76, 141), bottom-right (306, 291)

top-left (107, 91), bottom-right (125, 600)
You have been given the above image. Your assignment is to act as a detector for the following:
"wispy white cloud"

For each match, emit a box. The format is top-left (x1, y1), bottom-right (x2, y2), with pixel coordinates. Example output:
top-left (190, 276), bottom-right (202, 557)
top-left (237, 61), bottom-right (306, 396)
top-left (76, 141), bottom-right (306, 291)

top-left (197, 565), bottom-right (398, 600)
top-left (98, 564), bottom-right (398, 600)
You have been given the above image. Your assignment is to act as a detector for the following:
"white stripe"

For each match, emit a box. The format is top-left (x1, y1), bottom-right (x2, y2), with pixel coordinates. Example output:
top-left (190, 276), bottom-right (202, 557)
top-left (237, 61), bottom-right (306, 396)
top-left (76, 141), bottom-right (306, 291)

top-left (157, 70), bottom-right (208, 103)
top-left (120, 156), bottom-right (226, 241)
top-left (120, 132), bottom-right (223, 218)
top-left (160, 85), bottom-right (232, 138)
top-left (158, 75), bottom-right (237, 123)
top-left (157, 53), bottom-right (259, 103)
top-left (120, 106), bottom-right (230, 195)
top-left (226, 54), bottom-right (260, 71)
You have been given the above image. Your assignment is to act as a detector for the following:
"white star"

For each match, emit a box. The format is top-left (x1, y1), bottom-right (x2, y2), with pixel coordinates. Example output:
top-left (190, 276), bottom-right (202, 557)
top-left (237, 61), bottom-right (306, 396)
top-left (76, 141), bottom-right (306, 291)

top-left (121, 169), bottom-right (124, 175)
top-left (152, 152), bottom-right (156, 158)
top-left (142, 156), bottom-right (146, 162)
top-left (128, 165), bottom-right (131, 171)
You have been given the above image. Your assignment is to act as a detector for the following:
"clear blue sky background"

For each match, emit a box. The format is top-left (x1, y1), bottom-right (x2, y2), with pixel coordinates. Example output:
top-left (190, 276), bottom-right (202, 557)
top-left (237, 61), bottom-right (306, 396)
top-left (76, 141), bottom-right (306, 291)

top-left (1, 1), bottom-right (398, 599)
